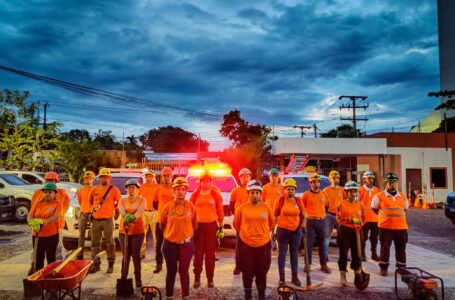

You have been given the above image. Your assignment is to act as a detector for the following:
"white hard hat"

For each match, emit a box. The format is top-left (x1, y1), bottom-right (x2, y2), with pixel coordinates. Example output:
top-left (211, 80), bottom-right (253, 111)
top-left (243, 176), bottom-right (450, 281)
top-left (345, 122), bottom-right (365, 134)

top-left (246, 180), bottom-right (262, 192)
top-left (362, 171), bottom-right (375, 179)
top-left (344, 181), bottom-right (360, 191)
top-left (238, 168), bottom-right (252, 177)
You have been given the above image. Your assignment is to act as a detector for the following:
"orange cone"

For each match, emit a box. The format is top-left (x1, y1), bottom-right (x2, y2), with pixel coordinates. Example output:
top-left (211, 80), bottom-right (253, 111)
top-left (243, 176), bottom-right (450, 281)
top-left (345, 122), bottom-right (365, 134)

top-left (408, 198), bottom-right (414, 207)
top-left (421, 194), bottom-right (429, 209)
top-left (414, 197), bottom-right (422, 208)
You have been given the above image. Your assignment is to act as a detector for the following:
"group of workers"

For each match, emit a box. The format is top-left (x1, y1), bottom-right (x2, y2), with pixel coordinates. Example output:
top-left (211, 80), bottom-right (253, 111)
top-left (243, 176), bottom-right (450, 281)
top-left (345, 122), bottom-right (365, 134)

top-left (26, 165), bottom-right (409, 299)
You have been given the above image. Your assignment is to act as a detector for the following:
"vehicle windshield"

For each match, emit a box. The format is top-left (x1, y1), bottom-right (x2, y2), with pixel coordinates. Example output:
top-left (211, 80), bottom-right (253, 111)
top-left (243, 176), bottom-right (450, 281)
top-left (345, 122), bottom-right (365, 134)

top-left (93, 176), bottom-right (144, 194)
top-left (0, 174), bottom-right (30, 186)
top-left (285, 176), bottom-right (331, 193)
top-left (187, 176), bottom-right (237, 192)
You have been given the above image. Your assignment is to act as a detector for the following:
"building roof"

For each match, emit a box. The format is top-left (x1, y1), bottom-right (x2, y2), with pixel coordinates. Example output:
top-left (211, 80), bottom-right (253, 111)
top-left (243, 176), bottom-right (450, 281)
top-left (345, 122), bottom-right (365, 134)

top-left (365, 132), bottom-right (455, 148)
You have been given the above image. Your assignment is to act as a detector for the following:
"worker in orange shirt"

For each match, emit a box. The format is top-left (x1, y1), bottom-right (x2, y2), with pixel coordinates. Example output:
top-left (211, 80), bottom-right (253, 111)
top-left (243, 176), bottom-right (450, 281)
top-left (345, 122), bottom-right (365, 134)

top-left (323, 170), bottom-right (344, 259)
top-left (31, 171), bottom-right (70, 261)
top-left (160, 177), bottom-right (197, 299)
top-left (273, 178), bottom-right (305, 287)
top-left (230, 167), bottom-right (252, 275)
top-left (336, 181), bottom-right (365, 286)
top-left (118, 179), bottom-right (145, 288)
top-left (301, 173), bottom-right (331, 273)
top-left (89, 168), bottom-right (122, 274)
top-left (262, 168), bottom-right (283, 252)
top-left (371, 173), bottom-right (409, 276)
top-left (27, 182), bottom-right (63, 274)
top-left (76, 170), bottom-right (95, 259)
top-left (139, 169), bottom-right (159, 259)
top-left (358, 171), bottom-right (380, 261)
top-left (190, 171), bottom-right (224, 288)
top-left (234, 180), bottom-right (274, 300)
top-left (152, 167), bottom-right (174, 274)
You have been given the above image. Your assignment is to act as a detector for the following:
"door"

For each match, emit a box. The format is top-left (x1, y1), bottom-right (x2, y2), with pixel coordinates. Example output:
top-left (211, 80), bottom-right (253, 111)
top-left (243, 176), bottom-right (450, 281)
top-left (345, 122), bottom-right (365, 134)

top-left (406, 169), bottom-right (422, 202)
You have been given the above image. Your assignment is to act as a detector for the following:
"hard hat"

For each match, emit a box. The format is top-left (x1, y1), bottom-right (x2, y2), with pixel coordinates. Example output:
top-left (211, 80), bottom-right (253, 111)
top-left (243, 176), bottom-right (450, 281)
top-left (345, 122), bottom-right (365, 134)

top-left (268, 168), bottom-right (279, 175)
top-left (98, 168), bottom-right (111, 177)
top-left (161, 167), bottom-right (173, 176)
top-left (384, 173), bottom-right (399, 182)
top-left (83, 171), bottom-right (95, 178)
top-left (362, 171), bottom-right (375, 179)
top-left (344, 181), bottom-right (360, 191)
top-left (143, 169), bottom-right (156, 176)
top-left (42, 182), bottom-right (57, 192)
top-left (125, 179), bottom-right (140, 188)
top-left (44, 171), bottom-right (58, 180)
top-left (308, 173), bottom-right (321, 182)
top-left (329, 170), bottom-right (340, 178)
top-left (283, 178), bottom-right (297, 188)
top-left (246, 180), bottom-right (263, 192)
top-left (238, 168), bottom-right (252, 177)
top-left (172, 177), bottom-right (189, 189)
top-left (199, 170), bottom-right (212, 181)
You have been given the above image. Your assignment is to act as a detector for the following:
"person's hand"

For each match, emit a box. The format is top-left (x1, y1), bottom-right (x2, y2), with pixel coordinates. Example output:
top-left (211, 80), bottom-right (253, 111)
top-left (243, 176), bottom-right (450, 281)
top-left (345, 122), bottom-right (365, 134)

top-left (125, 214), bottom-right (136, 224)
top-left (216, 227), bottom-right (224, 239)
top-left (352, 217), bottom-right (361, 225)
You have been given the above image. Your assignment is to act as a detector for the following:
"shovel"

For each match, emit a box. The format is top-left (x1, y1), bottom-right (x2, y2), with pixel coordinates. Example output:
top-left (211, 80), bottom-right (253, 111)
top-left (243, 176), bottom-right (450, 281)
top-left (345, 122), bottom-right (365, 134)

top-left (295, 228), bottom-right (323, 291)
top-left (116, 227), bottom-right (134, 296)
top-left (354, 227), bottom-right (370, 291)
top-left (43, 247), bottom-right (82, 279)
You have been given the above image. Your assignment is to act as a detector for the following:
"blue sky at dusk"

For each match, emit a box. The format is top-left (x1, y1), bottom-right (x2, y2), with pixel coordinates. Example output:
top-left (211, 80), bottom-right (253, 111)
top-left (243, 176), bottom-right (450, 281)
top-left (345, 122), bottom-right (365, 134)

top-left (0, 0), bottom-right (441, 150)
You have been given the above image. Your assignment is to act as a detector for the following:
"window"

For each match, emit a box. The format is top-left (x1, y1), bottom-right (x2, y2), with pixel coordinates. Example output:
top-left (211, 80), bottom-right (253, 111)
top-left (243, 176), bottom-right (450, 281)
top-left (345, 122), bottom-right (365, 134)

top-left (430, 168), bottom-right (447, 189)
top-left (23, 174), bottom-right (42, 184)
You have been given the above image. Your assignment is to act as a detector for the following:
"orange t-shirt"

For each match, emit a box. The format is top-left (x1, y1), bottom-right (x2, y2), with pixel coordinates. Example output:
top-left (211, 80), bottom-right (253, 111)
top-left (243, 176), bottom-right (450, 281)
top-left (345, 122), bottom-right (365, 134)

top-left (324, 186), bottom-right (344, 214)
top-left (230, 186), bottom-right (249, 209)
top-left (154, 185), bottom-right (174, 213)
top-left (118, 197), bottom-right (145, 235)
top-left (29, 200), bottom-right (63, 237)
top-left (336, 200), bottom-right (365, 228)
top-left (139, 183), bottom-right (159, 211)
top-left (273, 197), bottom-right (305, 231)
top-left (77, 186), bottom-right (94, 213)
top-left (90, 185), bottom-right (122, 219)
top-left (190, 190), bottom-right (224, 224)
top-left (301, 189), bottom-right (328, 218)
top-left (234, 202), bottom-right (274, 247)
top-left (160, 201), bottom-right (197, 243)
top-left (262, 183), bottom-right (284, 207)
top-left (358, 185), bottom-right (380, 222)
top-left (32, 188), bottom-right (70, 229)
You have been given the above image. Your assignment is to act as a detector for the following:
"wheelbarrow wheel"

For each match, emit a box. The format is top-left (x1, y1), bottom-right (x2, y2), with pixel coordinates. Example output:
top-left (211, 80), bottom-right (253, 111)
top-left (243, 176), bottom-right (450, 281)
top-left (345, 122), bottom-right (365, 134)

top-left (43, 290), bottom-right (58, 300)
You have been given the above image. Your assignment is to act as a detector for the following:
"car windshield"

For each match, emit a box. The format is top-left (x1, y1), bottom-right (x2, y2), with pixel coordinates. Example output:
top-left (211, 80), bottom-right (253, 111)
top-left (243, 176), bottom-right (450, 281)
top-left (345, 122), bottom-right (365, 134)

top-left (286, 176), bottom-right (331, 193)
top-left (93, 176), bottom-right (143, 194)
top-left (0, 174), bottom-right (30, 185)
top-left (187, 176), bottom-right (237, 192)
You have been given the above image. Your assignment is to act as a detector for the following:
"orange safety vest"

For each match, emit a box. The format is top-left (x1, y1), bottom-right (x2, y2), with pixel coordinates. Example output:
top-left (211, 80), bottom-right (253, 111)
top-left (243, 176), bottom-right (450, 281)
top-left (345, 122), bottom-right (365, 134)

top-left (375, 191), bottom-right (408, 230)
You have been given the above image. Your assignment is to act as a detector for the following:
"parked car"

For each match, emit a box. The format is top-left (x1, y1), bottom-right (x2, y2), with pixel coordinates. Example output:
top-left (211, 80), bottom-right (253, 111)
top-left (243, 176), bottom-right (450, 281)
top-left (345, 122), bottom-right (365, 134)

top-left (0, 194), bottom-right (15, 222)
top-left (0, 170), bottom-right (46, 184)
top-left (62, 173), bottom-right (143, 250)
top-left (281, 173), bottom-right (331, 197)
top-left (445, 192), bottom-right (455, 227)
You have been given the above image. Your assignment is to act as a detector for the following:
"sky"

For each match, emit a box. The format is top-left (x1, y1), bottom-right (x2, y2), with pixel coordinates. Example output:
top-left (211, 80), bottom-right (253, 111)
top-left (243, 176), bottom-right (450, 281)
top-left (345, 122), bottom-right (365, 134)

top-left (0, 0), bottom-right (441, 150)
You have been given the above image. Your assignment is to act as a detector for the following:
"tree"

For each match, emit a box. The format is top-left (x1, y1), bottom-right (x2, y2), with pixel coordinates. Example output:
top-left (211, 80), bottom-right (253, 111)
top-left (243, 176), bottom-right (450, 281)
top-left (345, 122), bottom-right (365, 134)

top-left (0, 89), bottom-right (61, 170)
top-left (139, 126), bottom-right (209, 153)
top-left (93, 129), bottom-right (120, 150)
top-left (219, 110), bottom-right (276, 177)
top-left (433, 116), bottom-right (455, 133)
top-left (320, 124), bottom-right (360, 138)
top-left (62, 129), bottom-right (91, 143)
top-left (125, 135), bottom-right (141, 151)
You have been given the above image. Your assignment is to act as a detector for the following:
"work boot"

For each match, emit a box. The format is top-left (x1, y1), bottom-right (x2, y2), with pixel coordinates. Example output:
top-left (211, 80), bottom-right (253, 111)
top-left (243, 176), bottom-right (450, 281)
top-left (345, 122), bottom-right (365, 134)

top-left (361, 256), bottom-right (367, 262)
top-left (303, 264), bottom-right (311, 273)
top-left (279, 273), bottom-right (285, 286)
top-left (153, 264), bottom-right (162, 274)
top-left (291, 275), bottom-right (301, 287)
top-left (258, 288), bottom-right (265, 300)
top-left (89, 263), bottom-right (100, 274)
top-left (371, 248), bottom-right (379, 261)
top-left (244, 288), bottom-right (252, 300)
top-left (135, 278), bottom-right (142, 288)
top-left (380, 267), bottom-right (388, 277)
top-left (193, 275), bottom-right (201, 288)
top-left (233, 266), bottom-right (241, 275)
top-left (321, 263), bottom-right (331, 274)
top-left (106, 262), bottom-right (114, 273)
top-left (340, 271), bottom-right (349, 287)
top-left (207, 280), bottom-right (214, 288)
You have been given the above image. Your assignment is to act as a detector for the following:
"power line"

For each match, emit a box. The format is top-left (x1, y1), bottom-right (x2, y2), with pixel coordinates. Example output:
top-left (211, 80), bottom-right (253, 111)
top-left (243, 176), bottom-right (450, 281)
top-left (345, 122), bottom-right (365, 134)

top-left (338, 95), bottom-right (369, 137)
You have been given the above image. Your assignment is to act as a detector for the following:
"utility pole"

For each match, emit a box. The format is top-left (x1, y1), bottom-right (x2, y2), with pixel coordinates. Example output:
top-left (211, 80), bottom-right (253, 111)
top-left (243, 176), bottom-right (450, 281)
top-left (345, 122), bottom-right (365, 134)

top-left (338, 95), bottom-right (369, 137)
top-left (43, 101), bottom-right (49, 129)
top-left (312, 123), bottom-right (318, 138)
top-left (293, 125), bottom-right (311, 138)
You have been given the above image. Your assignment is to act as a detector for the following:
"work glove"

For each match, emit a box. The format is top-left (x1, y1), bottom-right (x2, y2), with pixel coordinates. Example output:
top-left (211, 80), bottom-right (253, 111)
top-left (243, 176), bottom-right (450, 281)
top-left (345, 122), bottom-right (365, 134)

top-left (216, 227), bottom-right (224, 239)
top-left (352, 217), bottom-right (361, 225)
top-left (124, 214), bottom-right (136, 225)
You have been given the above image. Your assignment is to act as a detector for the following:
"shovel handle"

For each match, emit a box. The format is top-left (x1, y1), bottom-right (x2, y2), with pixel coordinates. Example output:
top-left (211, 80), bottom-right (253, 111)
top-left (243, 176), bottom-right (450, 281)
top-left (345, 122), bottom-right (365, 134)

top-left (53, 247), bottom-right (82, 274)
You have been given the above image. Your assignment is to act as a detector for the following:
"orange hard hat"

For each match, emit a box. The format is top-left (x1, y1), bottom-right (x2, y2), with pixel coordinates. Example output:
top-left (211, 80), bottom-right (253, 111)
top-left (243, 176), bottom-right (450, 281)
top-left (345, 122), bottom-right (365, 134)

top-left (161, 167), bottom-right (173, 176)
top-left (45, 171), bottom-right (58, 180)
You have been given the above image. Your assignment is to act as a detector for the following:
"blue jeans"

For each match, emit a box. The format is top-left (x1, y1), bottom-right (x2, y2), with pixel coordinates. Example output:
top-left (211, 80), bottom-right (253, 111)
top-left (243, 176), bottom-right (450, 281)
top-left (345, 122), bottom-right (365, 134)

top-left (324, 213), bottom-right (338, 258)
top-left (307, 218), bottom-right (328, 265)
top-left (162, 238), bottom-right (195, 297)
top-left (276, 227), bottom-right (302, 279)
top-left (119, 233), bottom-right (144, 279)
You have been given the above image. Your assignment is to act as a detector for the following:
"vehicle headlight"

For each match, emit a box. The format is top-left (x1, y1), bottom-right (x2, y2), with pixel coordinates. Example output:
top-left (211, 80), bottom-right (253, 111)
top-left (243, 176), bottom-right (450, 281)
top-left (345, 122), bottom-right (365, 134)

top-left (65, 206), bottom-right (75, 218)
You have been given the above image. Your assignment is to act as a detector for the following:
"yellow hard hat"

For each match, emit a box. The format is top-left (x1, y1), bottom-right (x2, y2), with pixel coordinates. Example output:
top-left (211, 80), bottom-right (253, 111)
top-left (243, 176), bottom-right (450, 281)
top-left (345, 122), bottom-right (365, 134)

top-left (98, 168), bottom-right (111, 177)
top-left (309, 173), bottom-right (321, 182)
top-left (143, 169), bottom-right (156, 176)
top-left (329, 170), bottom-right (340, 178)
top-left (283, 178), bottom-right (297, 188)
top-left (83, 171), bottom-right (95, 178)
top-left (172, 177), bottom-right (189, 189)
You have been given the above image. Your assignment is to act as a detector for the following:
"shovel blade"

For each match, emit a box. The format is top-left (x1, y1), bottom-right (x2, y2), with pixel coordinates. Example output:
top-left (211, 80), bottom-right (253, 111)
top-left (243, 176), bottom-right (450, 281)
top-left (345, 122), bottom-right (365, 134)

top-left (295, 282), bottom-right (324, 291)
top-left (116, 278), bottom-right (134, 295)
top-left (354, 271), bottom-right (370, 291)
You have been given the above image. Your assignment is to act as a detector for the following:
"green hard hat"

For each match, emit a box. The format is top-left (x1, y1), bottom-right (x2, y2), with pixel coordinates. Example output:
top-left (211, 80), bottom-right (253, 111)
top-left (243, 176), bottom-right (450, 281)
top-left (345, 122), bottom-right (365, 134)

top-left (268, 168), bottom-right (279, 175)
top-left (384, 173), bottom-right (399, 182)
top-left (125, 179), bottom-right (140, 188)
top-left (42, 182), bottom-right (57, 192)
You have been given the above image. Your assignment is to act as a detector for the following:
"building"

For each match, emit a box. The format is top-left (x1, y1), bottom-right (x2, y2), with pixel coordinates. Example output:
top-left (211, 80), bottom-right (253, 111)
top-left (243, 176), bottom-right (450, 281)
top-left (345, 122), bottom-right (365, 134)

top-left (271, 133), bottom-right (455, 203)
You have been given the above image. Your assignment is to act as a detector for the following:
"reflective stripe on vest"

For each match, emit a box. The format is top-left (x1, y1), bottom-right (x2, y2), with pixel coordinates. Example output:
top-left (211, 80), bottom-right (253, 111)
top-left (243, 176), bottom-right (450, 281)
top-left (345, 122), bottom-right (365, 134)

top-left (377, 192), bottom-right (408, 230)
